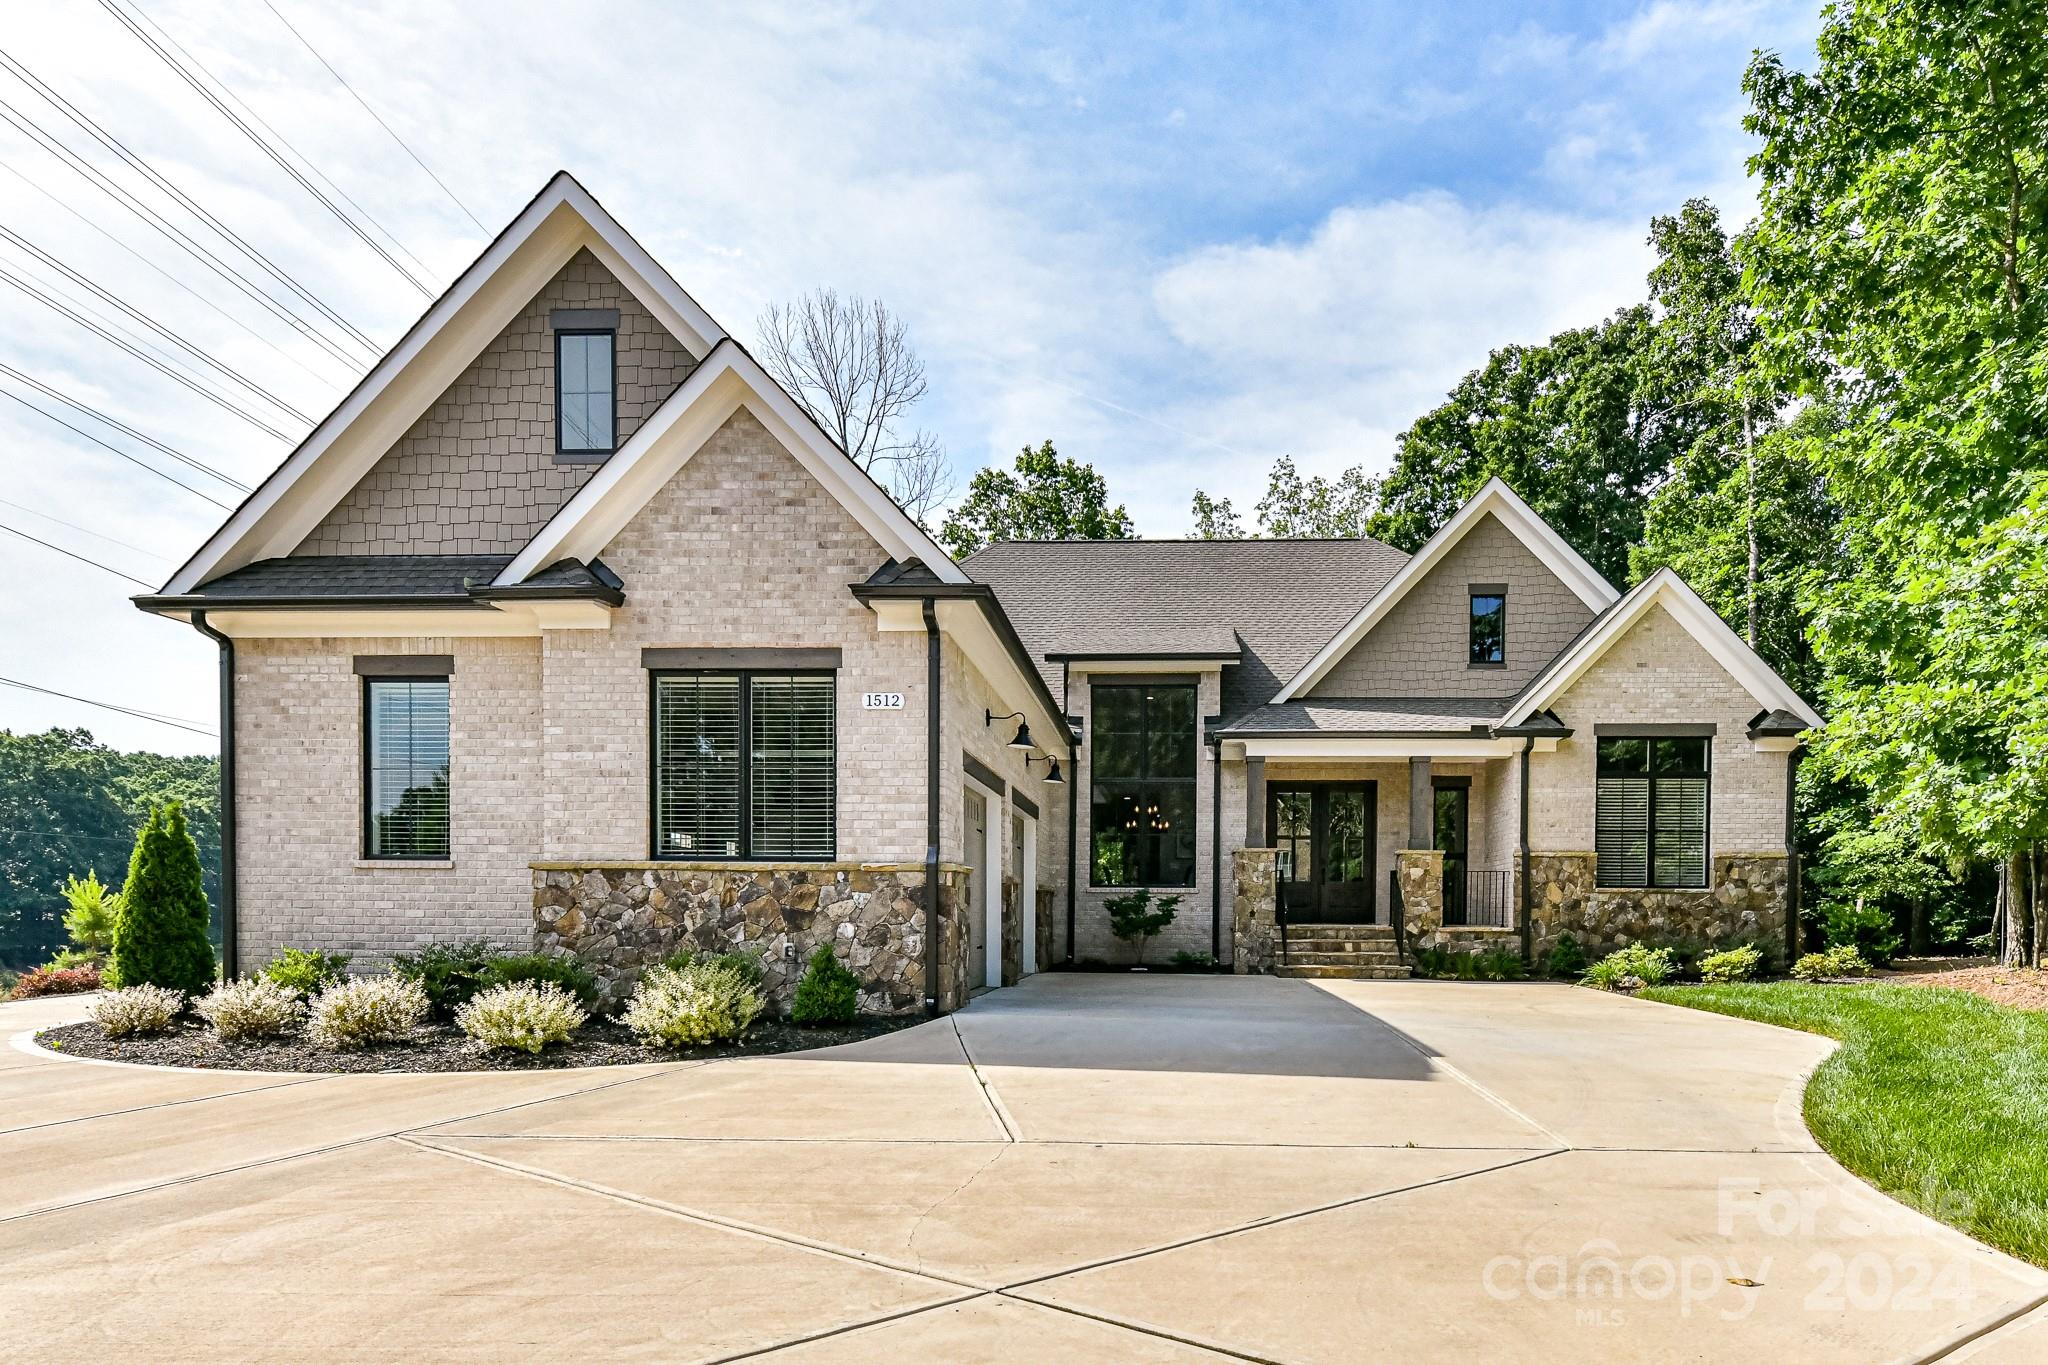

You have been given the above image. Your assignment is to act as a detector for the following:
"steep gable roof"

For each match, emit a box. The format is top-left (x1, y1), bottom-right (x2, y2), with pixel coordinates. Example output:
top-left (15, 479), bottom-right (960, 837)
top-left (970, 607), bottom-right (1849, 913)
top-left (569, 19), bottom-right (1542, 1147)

top-left (159, 172), bottom-right (725, 595)
top-left (1273, 478), bottom-right (1617, 702)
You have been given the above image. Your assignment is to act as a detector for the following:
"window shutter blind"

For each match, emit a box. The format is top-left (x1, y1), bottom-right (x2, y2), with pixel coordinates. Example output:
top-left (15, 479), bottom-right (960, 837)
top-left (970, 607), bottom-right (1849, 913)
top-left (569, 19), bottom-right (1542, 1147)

top-left (1595, 776), bottom-right (1649, 887)
top-left (1652, 776), bottom-right (1708, 887)
top-left (747, 674), bottom-right (836, 859)
top-left (367, 679), bottom-right (450, 858)
top-left (655, 675), bottom-right (741, 856)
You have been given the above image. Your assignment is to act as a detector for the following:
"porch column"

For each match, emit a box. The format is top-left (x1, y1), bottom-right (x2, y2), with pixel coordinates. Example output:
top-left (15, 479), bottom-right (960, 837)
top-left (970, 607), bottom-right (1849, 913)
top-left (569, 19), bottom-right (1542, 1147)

top-left (1407, 756), bottom-right (1432, 850)
top-left (1245, 756), bottom-right (1266, 846)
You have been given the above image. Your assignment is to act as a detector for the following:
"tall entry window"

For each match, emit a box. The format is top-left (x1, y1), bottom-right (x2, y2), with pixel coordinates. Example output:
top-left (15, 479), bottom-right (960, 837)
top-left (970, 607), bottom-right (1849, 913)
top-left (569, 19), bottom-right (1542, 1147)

top-left (556, 330), bottom-right (616, 455)
top-left (654, 672), bottom-right (835, 860)
top-left (1596, 735), bottom-right (1709, 888)
top-left (363, 677), bottom-right (451, 859)
top-left (1090, 682), bottom-right (1196, 886)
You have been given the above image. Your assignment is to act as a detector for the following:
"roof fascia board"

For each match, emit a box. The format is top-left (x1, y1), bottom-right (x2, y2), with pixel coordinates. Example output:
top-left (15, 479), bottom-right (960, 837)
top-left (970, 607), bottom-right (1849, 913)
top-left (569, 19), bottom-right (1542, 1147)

top-left (162, 174), bottom-right (726, 596)
top-left (1502, 568), bottom-right (1824, 730)
top-left (1274, 479), bottom-right (1617, 702)
top-left (1237, 736), bottom-right (1521, 759)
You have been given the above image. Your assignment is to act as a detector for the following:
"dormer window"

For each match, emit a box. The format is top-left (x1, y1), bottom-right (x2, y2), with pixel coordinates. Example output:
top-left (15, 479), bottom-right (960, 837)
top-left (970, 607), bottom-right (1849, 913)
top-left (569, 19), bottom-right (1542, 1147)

top-left (1469, 587), bottom-right (1506, 666)
top-left (554, 311), bottom-right (617, 460)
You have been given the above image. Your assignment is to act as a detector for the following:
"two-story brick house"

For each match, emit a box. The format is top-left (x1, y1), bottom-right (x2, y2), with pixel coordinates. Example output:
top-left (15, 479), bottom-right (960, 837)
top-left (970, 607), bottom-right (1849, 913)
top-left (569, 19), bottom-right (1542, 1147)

top-left (137, 173), bottom-right (1819, 1013)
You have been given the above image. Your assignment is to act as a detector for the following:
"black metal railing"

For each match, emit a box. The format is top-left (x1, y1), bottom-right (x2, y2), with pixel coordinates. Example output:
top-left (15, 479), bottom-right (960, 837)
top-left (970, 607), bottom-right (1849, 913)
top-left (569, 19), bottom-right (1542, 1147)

top-left (1444, 868), bottom-right (1513, 928)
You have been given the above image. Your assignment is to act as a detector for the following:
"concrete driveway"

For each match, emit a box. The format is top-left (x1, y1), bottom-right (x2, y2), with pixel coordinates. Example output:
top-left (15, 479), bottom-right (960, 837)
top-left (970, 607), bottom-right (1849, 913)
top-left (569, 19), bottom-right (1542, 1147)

top-left (4, 976), bottom-right (2045, 1362)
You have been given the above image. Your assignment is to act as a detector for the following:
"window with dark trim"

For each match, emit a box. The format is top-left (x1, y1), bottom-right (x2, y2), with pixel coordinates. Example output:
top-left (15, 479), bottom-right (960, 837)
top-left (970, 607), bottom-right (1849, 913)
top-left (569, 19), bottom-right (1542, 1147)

top-left (1469, 591), bottom-right (1506, 665)
top-left (1596, 736), bottom-right (1709, 888)
top-left (556, 330), bottom-right (616, 454)
top-left (652, 672), bottom-right (835, 860)
top-left (1089, 682), bottom-right (1196, 887)
top-left (363, 677), bottom-right (450, 859)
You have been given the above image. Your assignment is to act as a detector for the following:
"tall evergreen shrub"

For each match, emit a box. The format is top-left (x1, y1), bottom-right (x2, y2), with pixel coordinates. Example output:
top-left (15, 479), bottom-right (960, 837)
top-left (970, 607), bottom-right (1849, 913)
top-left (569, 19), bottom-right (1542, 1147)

top-left (109, 802), bottom-right (216, 995)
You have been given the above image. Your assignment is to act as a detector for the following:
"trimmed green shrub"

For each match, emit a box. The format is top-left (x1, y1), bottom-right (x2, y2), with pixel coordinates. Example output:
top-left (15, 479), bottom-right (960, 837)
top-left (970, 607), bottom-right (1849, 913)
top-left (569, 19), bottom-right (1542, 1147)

top-left (662, 946), bottom-right (767, 989)
top-left (91, 984), bottom-right (185, 1037)
top-left (390, 940), bottom-right (496, 1019)
top-left (1544, 934), bottom-right (1587, 979)
top-left (1699, 944), bottom-right (1764, 984)
top-left (622, 959), bottom-right (764, 1047)
top-left (1169, 949), bottom-right (1218, 970)
top-left (790, 944), bottom-right (860, 1026)
top-left (196, 977), bottom-right (305, 1039)
top-left (262, 948), bottom-right (352, 999)
top-left (1477, 947), bottom-right (1527, 981)
top-left (456, 982), bottom-right (586, 1053)
top-left (1450, 949), bottom-right (1481, 980)
top-left (479, 952), bottom-right (599, 1010)
top-left (61, 869), bottom-right (119, 960)
top-left (1105, 890), bottom-right (1181, 964)
top-left (8, 964), bottom-right (100, 999)
top-left (1582, 944), bottom-right (1676, 990)
top-left (1793, 944), bottom-right (1872, 981)
top-left (108, 803), bottom-right (216, 996)
top-left (308, 975), bottom-right (431, 1048)
top-left (1409, 945), bottom-right (1453, 979)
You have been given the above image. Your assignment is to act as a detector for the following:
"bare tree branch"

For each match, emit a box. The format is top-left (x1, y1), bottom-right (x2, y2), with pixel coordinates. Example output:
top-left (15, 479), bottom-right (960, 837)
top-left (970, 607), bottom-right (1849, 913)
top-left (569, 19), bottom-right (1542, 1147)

top-left (756, 289), bottom-right (953, 523)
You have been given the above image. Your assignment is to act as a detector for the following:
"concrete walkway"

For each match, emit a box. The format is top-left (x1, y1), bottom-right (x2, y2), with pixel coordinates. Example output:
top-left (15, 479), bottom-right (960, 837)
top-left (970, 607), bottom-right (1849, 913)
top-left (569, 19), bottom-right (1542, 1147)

top-left (3, 976), bottom-right (2043, 1362)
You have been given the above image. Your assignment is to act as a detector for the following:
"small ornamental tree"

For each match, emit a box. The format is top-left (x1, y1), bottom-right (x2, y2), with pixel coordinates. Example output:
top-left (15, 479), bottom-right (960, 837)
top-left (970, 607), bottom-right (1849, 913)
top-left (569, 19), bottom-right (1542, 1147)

top-left (1105, 890), bottom-right (1180, 966)
top-left (109, 802), bottom-right (216, 996)
top-left (61, 869), bottom-right (120, 959)
top-left (790, 944), bottom-right (861, 1025)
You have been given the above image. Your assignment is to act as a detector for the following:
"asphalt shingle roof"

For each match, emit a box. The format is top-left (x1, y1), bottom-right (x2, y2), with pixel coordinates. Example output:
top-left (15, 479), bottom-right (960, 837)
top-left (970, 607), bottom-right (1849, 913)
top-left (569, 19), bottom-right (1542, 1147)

top-left (1215, 696), bottom-right (1516, 735)
top-left (961, 538), bottom-right (1409, 720)
top-left (187, 555), bottom-right (514, 599)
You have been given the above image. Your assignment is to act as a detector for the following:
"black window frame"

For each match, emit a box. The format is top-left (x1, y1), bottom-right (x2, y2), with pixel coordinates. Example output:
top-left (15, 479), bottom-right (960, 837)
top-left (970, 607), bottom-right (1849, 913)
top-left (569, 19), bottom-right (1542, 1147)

top-left (1595, 735), bottom-right (1711, 889)
top-left (648, 668), bottom-right (837, 862)
top-left (1469, 589), bottom-right (1507, 667)
top-left (554, 327), bottom-right (617, 457)
top-left (1088, 681), bottom-right (1198, 889)
top-left (360, 674), bottom-right (452, 861)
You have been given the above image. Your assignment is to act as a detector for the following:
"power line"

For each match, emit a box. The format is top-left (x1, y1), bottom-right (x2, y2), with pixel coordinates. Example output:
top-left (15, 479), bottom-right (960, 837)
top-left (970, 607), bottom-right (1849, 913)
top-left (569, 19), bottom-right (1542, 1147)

top-left (0, 222), bottom-right (314, 422)
top-left (261, 0), bottom-right (487, 233)
top-left (0, 362), bottom-right (251, 491)
top-left (95, 0), bottom-right (435, 298)
top-left (124, 0), bottom-right (436, 280)
top-left (0, 68), bottom-right (376, 366)
top-left (0, 496), bottom-right (174, 563)
top-left (0, 264), bottom-right (298, 441)
top-left (0, 519), bottom-right (156, 588)
top-left (0, 674), bottom-right (216, 738)
top-left (0, 383), bottom-right (232, 510)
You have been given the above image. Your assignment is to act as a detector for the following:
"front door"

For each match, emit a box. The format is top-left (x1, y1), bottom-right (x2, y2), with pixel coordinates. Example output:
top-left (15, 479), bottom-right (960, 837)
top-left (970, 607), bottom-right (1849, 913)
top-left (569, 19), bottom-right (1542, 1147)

top-left (1268, 782), bottom-right (1376, 924)
top-left (1434, 781), bottom-right (1470, 924)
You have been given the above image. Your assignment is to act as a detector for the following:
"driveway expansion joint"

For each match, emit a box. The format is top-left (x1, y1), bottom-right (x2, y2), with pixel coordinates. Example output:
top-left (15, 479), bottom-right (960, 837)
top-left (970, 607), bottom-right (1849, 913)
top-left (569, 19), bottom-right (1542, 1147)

top-left (949, 1016), bottom-right (1019, 1141)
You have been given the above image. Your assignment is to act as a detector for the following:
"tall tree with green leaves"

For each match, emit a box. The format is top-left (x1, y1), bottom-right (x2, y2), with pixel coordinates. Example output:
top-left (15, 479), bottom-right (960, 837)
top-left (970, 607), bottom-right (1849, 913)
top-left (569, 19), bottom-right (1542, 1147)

top-left (109, 802), bottom-right (215, 995)
top-left (1742, 0), bottom-right (2048, 960)
top-left (1187, 490), bottom-right (1244, 539)
top-left (940, 440), bottom-right (1135, 558)
top-left (1253, 457), bottom-right (1376, 538)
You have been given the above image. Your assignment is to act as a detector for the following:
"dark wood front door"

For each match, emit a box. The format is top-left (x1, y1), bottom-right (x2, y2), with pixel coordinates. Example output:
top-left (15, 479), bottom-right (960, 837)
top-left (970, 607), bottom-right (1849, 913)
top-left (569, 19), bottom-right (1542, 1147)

top-left (1268, 782), bottom-right (1376, 924)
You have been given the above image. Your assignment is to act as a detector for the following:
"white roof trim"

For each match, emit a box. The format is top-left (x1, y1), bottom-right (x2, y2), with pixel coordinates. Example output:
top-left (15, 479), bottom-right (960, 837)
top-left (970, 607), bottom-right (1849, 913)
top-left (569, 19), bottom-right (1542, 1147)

top-left (1501, 567), bottom-right (1823, 730)
top-left (1274, 479), bottom-right (1617, 702)
top-left (499, 341), bottom-right (967, 585)
top-left (160, 172), bottom-right (726, 595)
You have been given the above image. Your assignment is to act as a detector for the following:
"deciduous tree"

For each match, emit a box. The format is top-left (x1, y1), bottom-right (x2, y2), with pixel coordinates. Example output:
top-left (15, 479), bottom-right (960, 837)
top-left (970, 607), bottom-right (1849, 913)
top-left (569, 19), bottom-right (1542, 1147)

top-left (940, 440), bottom-right (1135, 558)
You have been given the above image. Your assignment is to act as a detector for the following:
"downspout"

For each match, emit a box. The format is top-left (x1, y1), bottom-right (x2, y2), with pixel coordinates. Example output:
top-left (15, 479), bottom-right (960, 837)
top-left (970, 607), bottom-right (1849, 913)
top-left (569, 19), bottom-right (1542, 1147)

top-left (1518, 736), bottom-right (1533, 967)
top-left (1208, 722), bottom-right (1221, 962)
top-left (923, 599), bottom-right (942, 1017)
top-left (1785, 746), bottom-right (1804, 966)
top-left (1063, 660), bottom-right (1076, 964)
top-left (189, 611), bottom-right (238, 980)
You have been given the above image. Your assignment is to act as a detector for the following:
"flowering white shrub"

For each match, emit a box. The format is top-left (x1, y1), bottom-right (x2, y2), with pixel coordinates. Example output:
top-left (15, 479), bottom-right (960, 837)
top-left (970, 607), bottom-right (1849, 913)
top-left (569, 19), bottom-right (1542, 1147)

top-left (195, 976), bottom-right (306, 1039)
top-left (455, 982), bottom-right (586, 1054)
top-left (621, 960), bottom-right (763, 1047)
top-left (90, 984), bottom-right (185, 1037)
top-left (308, 974), bottom-right (430, 1049)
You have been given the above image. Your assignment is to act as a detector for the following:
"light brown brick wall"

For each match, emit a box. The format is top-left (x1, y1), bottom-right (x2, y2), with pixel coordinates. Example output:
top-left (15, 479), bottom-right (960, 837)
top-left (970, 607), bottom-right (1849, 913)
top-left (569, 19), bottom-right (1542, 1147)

top-left (1529, 602), bottom-right (1789, 856)
top-left (297, 249), bottom-right (697, 556)
top-left (1309, 513), bottom-right (1596, 698)
top-left (234, 635), bottom-right (543, 965)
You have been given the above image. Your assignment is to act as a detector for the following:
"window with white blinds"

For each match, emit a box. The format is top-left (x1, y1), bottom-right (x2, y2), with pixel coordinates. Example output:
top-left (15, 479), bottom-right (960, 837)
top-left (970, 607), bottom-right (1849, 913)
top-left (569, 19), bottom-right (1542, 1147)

top-left (1595, 736), bottom-right (1709, 888)
top-left (364, 678), bottom-right (451, 859)
top-left (653, 672), bottom-right (835, 860)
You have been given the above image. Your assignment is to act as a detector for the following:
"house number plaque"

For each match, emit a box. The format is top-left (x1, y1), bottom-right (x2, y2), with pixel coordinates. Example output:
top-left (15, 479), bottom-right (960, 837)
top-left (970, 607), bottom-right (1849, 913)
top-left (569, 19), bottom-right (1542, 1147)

top-left (861, 692), bottom-right (905, 710)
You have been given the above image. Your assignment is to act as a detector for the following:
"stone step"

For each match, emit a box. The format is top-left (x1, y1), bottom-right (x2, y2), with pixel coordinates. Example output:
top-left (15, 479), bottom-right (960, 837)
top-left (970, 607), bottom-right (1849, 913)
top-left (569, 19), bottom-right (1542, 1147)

top-left (1280, 950), bottom-right (1404, 967)
top-left (1275, 964), bottom-right (1412, 980)
top-left (1283, 939), bottom-right (1399, 954)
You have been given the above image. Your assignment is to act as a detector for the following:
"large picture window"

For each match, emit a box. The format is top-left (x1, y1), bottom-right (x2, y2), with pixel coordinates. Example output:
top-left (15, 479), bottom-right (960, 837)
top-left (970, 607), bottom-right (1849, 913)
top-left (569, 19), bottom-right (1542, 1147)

top-left (1596, 735), bottom-right (1709, 888)
top-left (653, 672), bottom-right (835, 860)
top-left (363, 678), bottom-right (451, 859)
top-left (1090, 682), bottom-right (1197, 887)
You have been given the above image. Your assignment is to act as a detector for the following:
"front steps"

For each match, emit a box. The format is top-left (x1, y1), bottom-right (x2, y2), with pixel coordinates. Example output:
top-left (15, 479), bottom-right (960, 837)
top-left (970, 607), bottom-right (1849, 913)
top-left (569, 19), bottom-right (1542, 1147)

top-left (1272, 924), bottom-right (1410, 980)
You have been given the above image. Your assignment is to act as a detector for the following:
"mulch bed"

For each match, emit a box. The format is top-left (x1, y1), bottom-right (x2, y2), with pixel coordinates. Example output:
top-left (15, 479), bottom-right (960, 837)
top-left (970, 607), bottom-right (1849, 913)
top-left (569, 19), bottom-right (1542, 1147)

top-left (35, 1014), bottom-right (919, 1074)
top-left (1879, 955), bottom-right (2048, 1013)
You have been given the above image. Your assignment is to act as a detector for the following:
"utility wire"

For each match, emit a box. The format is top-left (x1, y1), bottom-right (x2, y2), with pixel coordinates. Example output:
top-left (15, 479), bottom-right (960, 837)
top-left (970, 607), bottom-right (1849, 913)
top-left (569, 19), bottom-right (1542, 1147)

top-left (0, 223), bottom-right (314, 422)
top-left (0, 496), bottom-right (174, 563)
top-left (0, 264), bottom-right (298, 441)
top-left (0, 384), bottom-right (231, 510)
top-left (0, 519), bottom-right (156, 588)
top-left (0, 95), bottom-right (370, 369)
top-left (0, 674), bottom-right (215, 738)
top-left (0, 362), bottom-right (251, 492)
top-left (95, 0), bottom-right (434, 298)
top-left (125, 0), bottom-right (436, 279)
top-left (261, 0), bottom-right (486, 233)
top-left (0, 156), bottom-right (351, 389)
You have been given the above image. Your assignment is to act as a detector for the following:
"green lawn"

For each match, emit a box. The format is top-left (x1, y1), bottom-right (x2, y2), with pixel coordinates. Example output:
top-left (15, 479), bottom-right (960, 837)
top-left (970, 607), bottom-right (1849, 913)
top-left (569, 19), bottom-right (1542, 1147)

top-left (1638, 981), bottom-right (2048, 1267)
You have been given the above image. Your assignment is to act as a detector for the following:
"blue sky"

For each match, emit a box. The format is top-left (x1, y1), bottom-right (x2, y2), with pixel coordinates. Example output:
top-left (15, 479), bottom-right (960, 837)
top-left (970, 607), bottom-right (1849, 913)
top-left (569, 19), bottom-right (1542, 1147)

top-left (0, 0), bottom-right (1818, 754)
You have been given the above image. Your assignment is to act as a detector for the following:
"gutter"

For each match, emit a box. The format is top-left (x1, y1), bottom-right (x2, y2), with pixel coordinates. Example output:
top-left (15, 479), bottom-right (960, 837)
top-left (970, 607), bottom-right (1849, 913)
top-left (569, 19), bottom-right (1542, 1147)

top-left (188, 611), bottom-right (238, 979)
top-left (1064, 662), bottom-right (1076, 965)
top-left (923, 598), bottom-right (942, 1017)
top-left (1785, 746), bottom-right (1805, 964)
top-left (1517, 735), bottom-right (1533, 967)
top-left (1208, 715), bottom-right (1222, 961)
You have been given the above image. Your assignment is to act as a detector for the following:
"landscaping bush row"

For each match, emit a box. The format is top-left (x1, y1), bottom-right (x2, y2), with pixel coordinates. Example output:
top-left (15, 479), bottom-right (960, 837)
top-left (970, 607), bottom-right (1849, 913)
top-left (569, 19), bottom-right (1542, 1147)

top-left (1408, 933), bottom-right (1876, 991)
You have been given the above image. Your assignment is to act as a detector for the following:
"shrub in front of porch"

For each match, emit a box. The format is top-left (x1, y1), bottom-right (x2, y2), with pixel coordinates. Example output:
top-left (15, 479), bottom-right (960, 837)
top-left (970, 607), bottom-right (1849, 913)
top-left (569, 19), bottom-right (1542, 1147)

top-left (309, 975), bottom-right (431, 1048)
top-left (1105, 890), bottom-right (1180, 965)
top-left (790, 945), bottom-right (860, 1026)
top-left (1582, 944), bottom-right (1676, 990)
top-left (622, 958), bottom-right (764, 1047)
top-left (456, 982), bottom-right (587, 1054)
top-left (89, 984), bottom-right (185, 1038)
top-left (196, 977), bottom-right (305, 1039)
